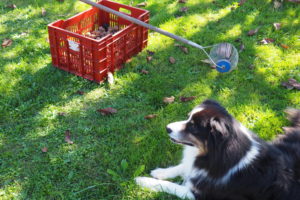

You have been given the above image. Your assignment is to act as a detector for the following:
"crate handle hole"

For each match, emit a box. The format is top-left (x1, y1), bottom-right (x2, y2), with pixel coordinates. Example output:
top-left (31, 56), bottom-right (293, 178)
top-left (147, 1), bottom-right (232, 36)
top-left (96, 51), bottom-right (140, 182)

top-left (119, 8), bottom-right (131, 15)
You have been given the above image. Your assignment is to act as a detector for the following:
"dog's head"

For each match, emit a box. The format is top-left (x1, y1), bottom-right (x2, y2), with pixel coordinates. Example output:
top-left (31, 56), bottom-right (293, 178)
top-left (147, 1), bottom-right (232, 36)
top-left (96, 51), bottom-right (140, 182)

top-left (166, 100), bottom-right (235, 155)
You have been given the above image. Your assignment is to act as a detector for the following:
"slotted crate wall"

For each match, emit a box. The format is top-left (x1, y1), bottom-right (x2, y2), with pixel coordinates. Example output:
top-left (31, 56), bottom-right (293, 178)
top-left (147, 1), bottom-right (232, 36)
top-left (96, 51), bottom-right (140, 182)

top-left (48, 0), bottom-right (149, 83)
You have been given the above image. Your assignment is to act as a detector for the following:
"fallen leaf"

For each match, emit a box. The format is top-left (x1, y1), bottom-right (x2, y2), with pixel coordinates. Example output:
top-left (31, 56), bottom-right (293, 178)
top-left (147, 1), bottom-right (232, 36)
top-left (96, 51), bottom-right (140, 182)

top-left (280, 43), bottom-right (289, 49)
top-left (248, 64), bottom-right (255, 70)
top-left (281, 78), bottom-right (300, 90)
top-left (41, 8), bottom-right (46, 16)
top-left (146, 56), bottom-right (152, 62)
top-left (136, 2), bottom-right (147, 7)
top-left (287, 0), bottom-right (300, 4)
top-left (260, 38), bottom-right (275, 44)
top-left (140, 69), bottom-right (149, 74)
top-left (2, 39), bottom-right (12, 48)
top-left (65, 130), bottom-right (74, 144)
top-left (144, 114), bottom-right (157, 119)
top-left (107, 71), bottom-right (114, 85)
top-left (247, 28), bottom-right (259, 36)
top-left (163, 96), bottom-right (175, 104)
top-left (238, 0), bottom-right (247, 6)
top-left (239, 43), bottom-right (245, 52)
top-left (179, 7), bottom-right (189, 12)
top-left (273, 23), bottom-right (281, 30)
top-left (178, 0), bottom-right (187, 3)
top-left (169, 57), bottom-right (176, 64)
top-left (98, 107), bottom-right (118, 115)
top-left (180, 96), bottom-right (196, 102)
top-left (273, 0), bottom-right (282, 9)
top-left (147, 50), bottom-right (155, 56)
top-left (76, 90), bottom-right (85, 95)
top-left (234, 38), bottom-right (242, 42)
top-left (288, 78), bottom-right (300, 89)
top-left (41, 147), bottom-right (48, 152)
top-left (6, 4), bottom-right (17, 9)
top-left (180, 46), bottom-right (189, 54)
top-left (58, 112), bottom-right (67, 116)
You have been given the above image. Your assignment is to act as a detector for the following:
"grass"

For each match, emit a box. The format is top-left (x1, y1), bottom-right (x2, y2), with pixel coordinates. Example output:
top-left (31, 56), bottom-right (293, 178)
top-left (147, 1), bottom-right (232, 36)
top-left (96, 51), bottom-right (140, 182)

top-left (0, 0), bottom-right (299, 199)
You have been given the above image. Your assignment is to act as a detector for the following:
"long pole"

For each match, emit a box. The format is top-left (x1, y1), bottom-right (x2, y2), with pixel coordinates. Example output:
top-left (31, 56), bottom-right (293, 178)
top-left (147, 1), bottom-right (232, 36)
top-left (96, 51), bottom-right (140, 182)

top-left (79, 0), bottom-right (204, 50)
top-left (79, 0), bottom-right (219, 67)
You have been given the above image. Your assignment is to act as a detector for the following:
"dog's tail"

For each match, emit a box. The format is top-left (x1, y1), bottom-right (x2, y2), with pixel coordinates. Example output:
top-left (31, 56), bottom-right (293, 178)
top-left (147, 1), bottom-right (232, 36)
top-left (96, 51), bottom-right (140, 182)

top-left (285, 108), bottom-right (300, 127)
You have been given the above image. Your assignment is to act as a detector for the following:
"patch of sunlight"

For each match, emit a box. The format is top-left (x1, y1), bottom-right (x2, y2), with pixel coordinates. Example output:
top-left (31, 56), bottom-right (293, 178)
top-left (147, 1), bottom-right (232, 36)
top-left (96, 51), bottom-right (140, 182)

top-left (218, 87), bottom-right (235, 103)
top-left (0, 181), bottom-right (22, 200)
top-left (235, 104), bottom-right (278, 130)
top-left (220, 24), bottom-right (242, 40)
top-left (1, 6), bottom-right (39, 24)
top-left (255, 46), bottom-right (283, 66)
top-left (159, 6), bottom-right (232, 38)
top-left (243, 10), bottom-right (260, 26)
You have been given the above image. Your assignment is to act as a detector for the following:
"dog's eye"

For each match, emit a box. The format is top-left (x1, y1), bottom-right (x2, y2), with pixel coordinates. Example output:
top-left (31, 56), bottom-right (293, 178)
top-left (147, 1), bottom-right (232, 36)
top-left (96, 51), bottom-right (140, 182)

top-left (190, 120), bottom-right (194, 125)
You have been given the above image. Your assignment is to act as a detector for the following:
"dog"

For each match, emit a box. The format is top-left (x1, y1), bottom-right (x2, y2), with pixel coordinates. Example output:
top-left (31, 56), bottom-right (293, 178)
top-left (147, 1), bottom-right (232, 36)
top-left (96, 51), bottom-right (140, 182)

top-left (136, 100), bottom-right (300, 200)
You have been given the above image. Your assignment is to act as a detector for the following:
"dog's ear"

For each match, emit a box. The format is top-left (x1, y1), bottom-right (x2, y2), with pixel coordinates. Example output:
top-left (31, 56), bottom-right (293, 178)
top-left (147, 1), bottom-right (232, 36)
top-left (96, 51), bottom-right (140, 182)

top-left (210, 117), bottom-right (229, 136)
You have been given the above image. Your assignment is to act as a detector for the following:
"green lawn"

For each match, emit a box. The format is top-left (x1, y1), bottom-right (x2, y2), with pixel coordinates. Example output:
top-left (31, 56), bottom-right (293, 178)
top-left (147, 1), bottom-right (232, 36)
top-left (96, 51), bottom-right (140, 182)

top-left (0, 0), bottom-right (299, 199)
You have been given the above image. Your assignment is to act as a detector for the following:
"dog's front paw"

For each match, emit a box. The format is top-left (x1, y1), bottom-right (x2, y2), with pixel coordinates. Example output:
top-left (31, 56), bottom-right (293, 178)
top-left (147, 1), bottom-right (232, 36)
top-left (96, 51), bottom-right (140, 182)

top-left (135, 177), bottom-right (158, 191)
top-left (150, 168), bottom-right (169, 180)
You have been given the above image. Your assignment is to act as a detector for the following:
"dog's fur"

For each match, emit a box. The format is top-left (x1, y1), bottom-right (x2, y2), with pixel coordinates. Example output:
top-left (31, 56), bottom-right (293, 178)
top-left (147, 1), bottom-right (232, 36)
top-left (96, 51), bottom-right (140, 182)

top-left (136, 100), bottom-right (300, 200)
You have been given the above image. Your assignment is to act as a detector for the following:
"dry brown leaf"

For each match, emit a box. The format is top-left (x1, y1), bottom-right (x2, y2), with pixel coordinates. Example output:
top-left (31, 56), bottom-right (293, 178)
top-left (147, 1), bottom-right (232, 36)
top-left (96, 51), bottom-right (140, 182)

top-left (169, 57), bottom-right (176, 64)
top-left (234, 38), bottom-right (242, 42)
top-left (146, 56), bottom-right (153, 62)
top-left (6, 4), bottom-right (17, 9)
top-left (41, 147), bottom-right (48, 152)
top-left (288, 78), bottom-right (300, 89)
top-left (274, 0), bottom-right (282, 9)
top-left (144, 114), bottom-right (157, 119)
top-left (180, 46), bottom-right (189, 54)
top-left (163, 96), bottom-right (175, 104)
top-left (238, 0), bottom-right (247, 6)
top-left (239, 43), bottom-right (245, 52)
top-left (179, 7), bottom-right (189, 12)
top-left (178, 0), bottom-right (187, 3)
top-left (282, 82), bottom-right (294, 90)
top-left (287, 0), bottom-right (300, 3)
top-left (76, 90), bottom-right (85, 95)
top-left (2, 39), bottom-right (12, 48)
top-left (282, 78), bottom-right (300, 90)
top-left (58, 112), bottom-right (66, 116)
top-left (280, 43), bottom-right (289, 49)
top-left (247, 28), bottom-right (259, 36)
top-left (147, 50), bottom-right (155, 56)
top-left (260, 38), bottom-right (275, 44)
top-left (180, 96), bottom-right (196, 102)
top-left (248, 64), bottom-right (255, 70)
top-left (140, 69), bottom-right (149, 74)
top-left (273, 23), bottom-right (281, 30)
top-left (136, 2), bottom-right (147, 7)
top-left (41, 8), bottom-right (46, 16)
top-left (65, 130), bottom-right (74, 144)
top-left (98, 107), bottom-right (118, 115)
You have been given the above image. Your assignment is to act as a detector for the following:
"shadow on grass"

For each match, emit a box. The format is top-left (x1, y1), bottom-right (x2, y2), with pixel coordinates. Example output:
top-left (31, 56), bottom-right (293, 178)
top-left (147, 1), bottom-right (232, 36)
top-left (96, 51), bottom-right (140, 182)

top-left (1, 0), bottom-right (300, 199)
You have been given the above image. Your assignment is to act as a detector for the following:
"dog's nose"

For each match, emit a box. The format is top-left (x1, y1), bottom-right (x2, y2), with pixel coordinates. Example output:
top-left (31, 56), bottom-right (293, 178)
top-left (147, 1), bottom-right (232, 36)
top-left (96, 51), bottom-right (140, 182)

top-left (166, 127), bottom-right (172, 134)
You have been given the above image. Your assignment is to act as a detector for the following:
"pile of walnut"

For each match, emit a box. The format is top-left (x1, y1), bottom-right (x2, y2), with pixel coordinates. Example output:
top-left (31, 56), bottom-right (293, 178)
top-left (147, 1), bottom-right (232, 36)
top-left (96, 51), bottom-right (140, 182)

top-left (85, 25), bottom-right (119, 40)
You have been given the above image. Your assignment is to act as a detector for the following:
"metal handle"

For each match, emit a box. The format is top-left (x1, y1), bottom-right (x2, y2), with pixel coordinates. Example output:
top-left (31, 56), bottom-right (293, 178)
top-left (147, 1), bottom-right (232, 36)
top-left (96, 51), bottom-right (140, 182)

top-left (79, 0), bottom-right (204, 49)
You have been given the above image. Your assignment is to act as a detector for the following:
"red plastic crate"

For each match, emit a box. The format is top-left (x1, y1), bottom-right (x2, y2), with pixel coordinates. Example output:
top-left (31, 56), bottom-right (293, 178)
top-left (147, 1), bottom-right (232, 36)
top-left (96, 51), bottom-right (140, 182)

top-left (48, 0), bottom-right (149, 83)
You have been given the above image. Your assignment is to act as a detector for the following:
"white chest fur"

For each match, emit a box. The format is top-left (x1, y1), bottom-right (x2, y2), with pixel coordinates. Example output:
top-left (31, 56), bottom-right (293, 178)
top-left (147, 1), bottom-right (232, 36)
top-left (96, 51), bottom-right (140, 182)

top-left (181, 146), bottom-right (199, 179)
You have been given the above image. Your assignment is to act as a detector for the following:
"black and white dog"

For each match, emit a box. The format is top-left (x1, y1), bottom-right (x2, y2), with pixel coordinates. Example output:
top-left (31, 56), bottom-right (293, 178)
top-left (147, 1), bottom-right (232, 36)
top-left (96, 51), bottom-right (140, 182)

top-left (136, 100), bottom-right (300, 200)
